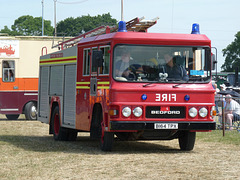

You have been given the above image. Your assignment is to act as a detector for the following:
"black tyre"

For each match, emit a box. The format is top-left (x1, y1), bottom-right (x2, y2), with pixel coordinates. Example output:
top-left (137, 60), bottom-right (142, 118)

top-left (100, 122), bottom-right (114, 151)
top-left (51, 106), bottom-right (68, 141)
top-left (67, 129), bottom-right (78, 141)
top-left (178, 131), bottom-right (196, 151)
top-left (25, 101), bottom-right (37, 120)
top-left (90, 105), bottom-right (102, 140)
top-left (51, 106), bottom-right (77, 141)
top-left (6, 114), bottom-right (20, 120)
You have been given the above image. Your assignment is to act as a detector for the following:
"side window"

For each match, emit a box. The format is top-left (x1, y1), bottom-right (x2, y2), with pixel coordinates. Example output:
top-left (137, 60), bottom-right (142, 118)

top-left (99, 46), bottom-right (110, 75)
top-left (83, 49), bottom-right (90, 75)
top-left (91, 47), bottom-right (98, 75)
top-left (2, 60), bottom-right (15, 82)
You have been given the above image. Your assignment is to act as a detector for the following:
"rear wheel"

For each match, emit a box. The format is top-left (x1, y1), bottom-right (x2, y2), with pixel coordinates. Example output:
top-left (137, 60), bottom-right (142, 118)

top-left (178, 131), bottom-right (196, 151)
top-left (24, 101), bottom-right (37, 120)
top-left (6, 114), bottom-right (20, 120)
top-left (51, 106), bottom-right (77, 141)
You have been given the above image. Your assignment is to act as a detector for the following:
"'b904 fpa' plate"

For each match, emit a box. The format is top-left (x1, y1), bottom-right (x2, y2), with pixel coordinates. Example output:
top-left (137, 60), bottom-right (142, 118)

top-left (154, 123), bottom-right (178, 129)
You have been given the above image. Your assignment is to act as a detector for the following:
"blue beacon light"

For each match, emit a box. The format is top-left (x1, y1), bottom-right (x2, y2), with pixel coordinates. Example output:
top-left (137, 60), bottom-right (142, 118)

top-left (184, 95), bottom-right (190, 101)
top-left (118, 21), bottom-right (127, 32)
top-left (141, 94), bottom-right (147, 101)
top-left (191, 23), bottom-right (200, 34)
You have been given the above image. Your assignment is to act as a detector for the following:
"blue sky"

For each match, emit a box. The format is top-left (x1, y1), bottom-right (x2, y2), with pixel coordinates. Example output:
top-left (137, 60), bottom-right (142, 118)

top-left (0, 0), bottom-right (239, 71)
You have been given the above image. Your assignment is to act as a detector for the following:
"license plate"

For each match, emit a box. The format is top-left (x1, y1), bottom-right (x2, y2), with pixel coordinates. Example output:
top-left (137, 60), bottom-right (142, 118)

top-left (154, 123), bottom-right (178, 129)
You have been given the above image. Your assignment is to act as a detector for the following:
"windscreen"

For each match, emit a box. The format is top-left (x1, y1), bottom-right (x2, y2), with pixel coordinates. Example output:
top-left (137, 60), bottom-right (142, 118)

top-left (113, 45), bottom-right (211, 83)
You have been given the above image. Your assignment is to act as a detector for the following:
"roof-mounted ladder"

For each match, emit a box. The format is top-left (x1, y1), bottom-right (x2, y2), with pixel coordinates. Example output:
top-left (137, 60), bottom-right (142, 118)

top-left (126, 16), bottom-right (159, 32)
top-left (53, 16), bottom-right (159, 49)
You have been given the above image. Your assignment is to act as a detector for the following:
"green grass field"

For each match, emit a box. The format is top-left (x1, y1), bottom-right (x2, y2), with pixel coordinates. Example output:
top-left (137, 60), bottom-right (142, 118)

top-left (197, 129), bottom-right (240, 146)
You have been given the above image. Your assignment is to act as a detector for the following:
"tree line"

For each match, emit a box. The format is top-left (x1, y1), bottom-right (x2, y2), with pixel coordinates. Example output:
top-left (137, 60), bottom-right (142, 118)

top-left (0, 13), bottom-right (117, 37)
top-left (0, 13), bottom-right (239, 72)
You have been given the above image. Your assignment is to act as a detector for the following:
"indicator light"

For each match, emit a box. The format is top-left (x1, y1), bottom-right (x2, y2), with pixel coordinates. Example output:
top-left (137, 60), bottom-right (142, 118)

top-left (211, 106), bottom-right (217, 116)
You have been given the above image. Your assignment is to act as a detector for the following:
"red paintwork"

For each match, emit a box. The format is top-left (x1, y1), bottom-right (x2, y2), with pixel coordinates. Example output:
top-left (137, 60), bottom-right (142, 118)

top-left (72, 31), bottom-right (214, 132)
top-left (78, 32), bottom-right (211, 47)
top-left (44, 31), bottom-right (214, 132)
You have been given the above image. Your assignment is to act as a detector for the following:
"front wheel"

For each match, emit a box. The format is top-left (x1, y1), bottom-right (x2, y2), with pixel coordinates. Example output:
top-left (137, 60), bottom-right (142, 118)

top-left (25, 101), bottom-right (37, 120)
top-left (178, 131), bottom-right (196, 151)
top-left (100, 122), bottom-right (114, 151)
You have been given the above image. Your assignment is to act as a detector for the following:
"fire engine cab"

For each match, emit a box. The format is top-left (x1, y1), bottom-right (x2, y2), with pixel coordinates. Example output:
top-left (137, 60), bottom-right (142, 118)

top-left (38, 17), bottom-right (216, 151)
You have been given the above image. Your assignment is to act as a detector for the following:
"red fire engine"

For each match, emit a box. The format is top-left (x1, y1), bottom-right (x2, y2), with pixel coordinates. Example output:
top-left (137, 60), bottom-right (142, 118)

top-left (38, 17), bottom-right (216, 151)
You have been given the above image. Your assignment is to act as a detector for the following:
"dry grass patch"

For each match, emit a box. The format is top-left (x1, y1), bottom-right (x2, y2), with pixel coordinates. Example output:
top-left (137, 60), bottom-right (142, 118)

top-left (0, 117), bottom-right (240, 180)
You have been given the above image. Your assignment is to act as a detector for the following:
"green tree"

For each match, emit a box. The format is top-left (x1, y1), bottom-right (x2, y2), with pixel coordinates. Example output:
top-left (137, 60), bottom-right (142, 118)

top-left (0, 15), bottom-right (54, 36)
top-left (0, 26), bottom-right (12, 35)
top-left (222, 31), bottom-right (240, 72)
top-left (56, 13), bottom-right (118, 36)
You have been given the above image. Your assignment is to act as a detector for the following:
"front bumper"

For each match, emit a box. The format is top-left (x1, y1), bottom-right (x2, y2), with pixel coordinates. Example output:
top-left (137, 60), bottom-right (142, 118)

top-left (110, 121), bottom-right (216, 131)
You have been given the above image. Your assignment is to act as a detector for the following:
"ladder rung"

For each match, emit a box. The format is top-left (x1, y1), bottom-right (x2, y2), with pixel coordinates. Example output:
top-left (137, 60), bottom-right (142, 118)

top-left (54, 16), bottom-right (159, 49)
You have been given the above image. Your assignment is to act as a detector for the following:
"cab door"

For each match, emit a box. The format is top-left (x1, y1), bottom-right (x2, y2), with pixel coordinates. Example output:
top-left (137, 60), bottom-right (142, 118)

top-left (76, 47), bottom-right (91, 130)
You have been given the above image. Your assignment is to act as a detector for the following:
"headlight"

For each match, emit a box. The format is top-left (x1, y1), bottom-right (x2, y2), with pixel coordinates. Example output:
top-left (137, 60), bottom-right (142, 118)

top-left (189, 107), bottom-right (197, 118)
top-left (122, 107), bottom-right (131, 117)
top-left (133, 107), bottom-right (142, 117)
top-left (199, 107), bottom-right (208, 118)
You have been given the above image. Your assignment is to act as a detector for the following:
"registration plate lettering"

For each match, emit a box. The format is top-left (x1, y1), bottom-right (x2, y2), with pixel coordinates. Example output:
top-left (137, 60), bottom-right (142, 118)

top-left (154, 123), bottom-right (178, 129)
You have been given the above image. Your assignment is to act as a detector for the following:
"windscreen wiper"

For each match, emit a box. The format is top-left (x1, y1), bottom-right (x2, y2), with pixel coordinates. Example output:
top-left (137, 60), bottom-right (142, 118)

top-left (143, 79), bottom-right (168, 87)
top-left (172, 80), bottom-right (190, 88)
top-left (143, 81), bottom-right (158, 87)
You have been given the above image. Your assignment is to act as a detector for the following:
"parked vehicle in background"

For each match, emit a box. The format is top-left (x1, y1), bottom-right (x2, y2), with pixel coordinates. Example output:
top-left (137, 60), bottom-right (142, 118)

top-left (0, 36), bottom-right (63, 120)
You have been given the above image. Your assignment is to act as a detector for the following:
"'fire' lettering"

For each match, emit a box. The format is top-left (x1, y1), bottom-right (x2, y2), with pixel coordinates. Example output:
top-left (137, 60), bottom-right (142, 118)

top-left (155, 94), bottom-right (177, 102)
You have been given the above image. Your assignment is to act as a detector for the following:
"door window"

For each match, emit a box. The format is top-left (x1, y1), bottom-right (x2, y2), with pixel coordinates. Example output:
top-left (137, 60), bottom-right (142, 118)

top-left (2, 60), bottom-right (15, 82)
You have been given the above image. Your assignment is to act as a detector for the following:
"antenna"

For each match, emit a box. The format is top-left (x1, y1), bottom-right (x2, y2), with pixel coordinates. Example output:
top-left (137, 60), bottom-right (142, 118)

top-left (121, 0), bottom-right (124, 21)
top-left (42, 0), bottom-right (44, 36)
top-left (54, 0), bottom-right (57, 37)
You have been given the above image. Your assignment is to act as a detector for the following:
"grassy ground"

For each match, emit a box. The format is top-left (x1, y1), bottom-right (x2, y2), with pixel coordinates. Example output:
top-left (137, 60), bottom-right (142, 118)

top-left (197, 130), bottom-right (240, 146)
top-left (0, 115), bottom-right (240, 180)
